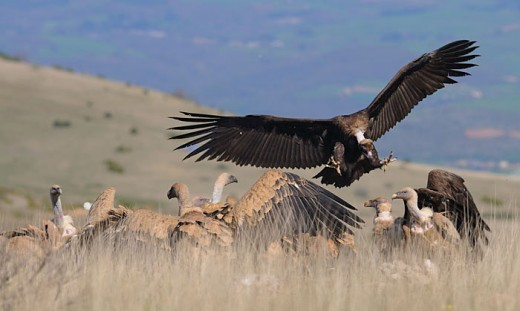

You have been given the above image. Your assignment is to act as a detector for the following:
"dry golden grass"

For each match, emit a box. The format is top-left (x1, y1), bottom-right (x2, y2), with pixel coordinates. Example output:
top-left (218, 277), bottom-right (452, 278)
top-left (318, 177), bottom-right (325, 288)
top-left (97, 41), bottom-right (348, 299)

top-left (1, 214), bottom-right (519, 311)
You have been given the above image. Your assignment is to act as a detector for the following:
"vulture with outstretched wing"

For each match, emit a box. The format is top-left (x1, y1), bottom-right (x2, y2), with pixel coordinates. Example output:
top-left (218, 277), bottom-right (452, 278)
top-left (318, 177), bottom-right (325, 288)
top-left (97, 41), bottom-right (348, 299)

top-left (201, 170), bottom-right (364, 250)
top-left (168, 170), bottom-right (363, 251)
top-left (170, 40), bottom-right (479, 187)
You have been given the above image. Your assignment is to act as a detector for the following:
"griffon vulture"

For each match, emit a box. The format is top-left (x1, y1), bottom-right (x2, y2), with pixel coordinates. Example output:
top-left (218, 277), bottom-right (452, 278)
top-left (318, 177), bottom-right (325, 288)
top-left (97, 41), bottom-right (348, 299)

top-left (167, 182), bottom-right (234, 247)
top-left (49, 185), bottom-right (77, 237)
top-left (166, 170), bottom-right (363, 251)
top-left (364, 197), bottom-right (407, 249)
top-left (169, 40), bottom-right (478, 187)
top-left (392, 169), bottom-right (489, 249)
top-left (199, 170), bottom-right (364, 250)
top-left (392, 187), bottom-right (461, 249)
top-left (1, 185), bottom-right (76, 257)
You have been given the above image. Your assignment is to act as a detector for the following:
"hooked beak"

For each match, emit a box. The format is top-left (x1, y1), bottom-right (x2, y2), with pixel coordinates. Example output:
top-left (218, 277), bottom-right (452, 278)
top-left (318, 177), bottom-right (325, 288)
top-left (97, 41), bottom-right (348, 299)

top-left (167, 188), bottom-right (174, 200)
top-left (363, 150), bottom-right (374, 160)
top-left (391, 193), bottom-right (399, 200)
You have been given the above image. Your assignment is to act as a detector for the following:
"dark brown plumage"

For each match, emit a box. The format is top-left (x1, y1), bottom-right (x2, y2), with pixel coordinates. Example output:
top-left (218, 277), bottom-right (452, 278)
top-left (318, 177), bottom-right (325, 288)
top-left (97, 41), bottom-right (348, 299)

top-left (169, 40), bottom-right (479, 187)
top-left (414, 169), bottom-right (490, 248)
top-left (391, 170), bottom-right (489, 250)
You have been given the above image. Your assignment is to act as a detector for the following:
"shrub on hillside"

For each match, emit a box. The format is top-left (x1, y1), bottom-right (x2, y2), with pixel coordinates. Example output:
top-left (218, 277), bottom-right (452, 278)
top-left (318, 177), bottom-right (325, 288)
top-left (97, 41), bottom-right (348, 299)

top-left (53, 119), bottom-right (71, 128)
top-left (104, 159), bottom-right (125, 174)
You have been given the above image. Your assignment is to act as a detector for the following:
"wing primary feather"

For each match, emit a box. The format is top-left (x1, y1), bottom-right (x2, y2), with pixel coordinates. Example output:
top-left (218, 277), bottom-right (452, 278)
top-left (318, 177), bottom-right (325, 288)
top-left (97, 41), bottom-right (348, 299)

top-left (170, 127), bottom-right (214, 140)
top-left (175, 133), bottom-right (213, 151)
top-left (169, 123), bottom-right (216, 131)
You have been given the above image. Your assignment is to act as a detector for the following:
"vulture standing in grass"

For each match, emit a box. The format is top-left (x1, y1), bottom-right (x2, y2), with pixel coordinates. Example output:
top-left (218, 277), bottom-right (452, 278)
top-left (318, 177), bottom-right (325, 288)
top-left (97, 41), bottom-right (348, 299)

top-left (392, 181), bottom-right (483, 251)
top-left (392, 187), bottom-right (460, 248)
top-left (0, 221), bottom-right (63, 258)
top-left (364, 197), bottom-right (406, 252)
top-left (392, 169), bottom-right (490, 248)
top-left (414, 169), bottom-right (490, 247)
top-left (49, 185), bottom-right (77, 237)
top-left (73, 187), bottom-right (130, 246)
top-left (1, 185), bottom-right (76, 257)
top-left (115, 173), bottom-right (238, 245)
top-left (198, 170), bottom-right (364, 251)
top-left (167, 182), bottom-right (234, 247)
top-left (169, 40), bottom-right (479, 187)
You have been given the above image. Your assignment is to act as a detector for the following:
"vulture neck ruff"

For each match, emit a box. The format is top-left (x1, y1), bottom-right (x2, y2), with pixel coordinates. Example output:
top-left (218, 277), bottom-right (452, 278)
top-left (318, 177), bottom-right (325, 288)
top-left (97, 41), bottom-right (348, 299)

top-left (374, 211), bottom-right (393, 224)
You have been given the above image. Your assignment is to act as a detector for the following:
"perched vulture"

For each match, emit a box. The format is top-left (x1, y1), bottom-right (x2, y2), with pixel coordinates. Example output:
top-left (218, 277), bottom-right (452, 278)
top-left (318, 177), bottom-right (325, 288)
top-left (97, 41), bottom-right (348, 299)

top-left (364, 197), bottom-right (406, 252)
top-left (1, 185), bottom-right (76, 257)
top-left (169, 40), bottom-right (479, 187)
top-left (73, 187), bottom-right (130, 246)
top-left (199, 170), bottom-right (364, 250)
top-left (392, 186), bottom-right (466, 249)
top-left (167, 183), bottom-right (234, 247)
top-left (49, 185), bottom-right (77, 237)
top-left (395, 169), bottom-right (490, 248)
top-left (416, 170), bottom-right (490, 247)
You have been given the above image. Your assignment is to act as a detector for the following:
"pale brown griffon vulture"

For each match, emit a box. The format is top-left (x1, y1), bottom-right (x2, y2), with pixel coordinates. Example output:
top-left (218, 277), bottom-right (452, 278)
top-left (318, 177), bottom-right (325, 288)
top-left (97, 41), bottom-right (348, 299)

top-left (392, 169), bottom-right (489, 249)
top-left (191, 170), bottom-right (364, 250)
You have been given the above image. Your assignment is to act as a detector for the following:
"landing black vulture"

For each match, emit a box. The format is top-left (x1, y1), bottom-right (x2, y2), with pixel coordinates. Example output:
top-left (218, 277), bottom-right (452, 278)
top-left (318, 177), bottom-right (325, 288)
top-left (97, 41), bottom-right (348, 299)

top-left (170, 40), bottom-right (479, 187)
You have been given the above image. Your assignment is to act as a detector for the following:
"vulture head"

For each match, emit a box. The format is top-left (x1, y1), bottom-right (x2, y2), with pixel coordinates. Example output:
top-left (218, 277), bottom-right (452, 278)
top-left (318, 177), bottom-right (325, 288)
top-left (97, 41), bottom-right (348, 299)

top-left (364, 197), bottom-right (392, 213)
top-left (50, 184), bottom-right (62, 201)
top-left (167, 183), bottom-right (188, 200)
top-left (216, 173), bottom-right (238, 187)
top-left (391, 187), bottom-right (417, 203)
top-left (392, 187), bottom-right (433, 225)
top-left (167, 182), bottom-right (201, 216)
top-left (359, 139), bottom-right (376, 160)
top-left (211, 172), bottom-right (239, 203)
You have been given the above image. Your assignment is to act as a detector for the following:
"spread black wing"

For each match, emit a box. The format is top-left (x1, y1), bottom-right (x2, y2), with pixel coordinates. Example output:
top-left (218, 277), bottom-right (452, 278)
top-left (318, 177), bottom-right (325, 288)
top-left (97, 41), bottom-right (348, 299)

top-left (365, 40), bottom-right (479, 140)
top-left (169, 112), bottom-right (338, 169)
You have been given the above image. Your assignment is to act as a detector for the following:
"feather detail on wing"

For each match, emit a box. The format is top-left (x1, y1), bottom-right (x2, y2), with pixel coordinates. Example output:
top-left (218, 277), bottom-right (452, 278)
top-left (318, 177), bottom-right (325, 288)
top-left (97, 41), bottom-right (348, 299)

top-left (231, 170), bottom-right (364, 240)
top-left (366, 40), bottom-right (479, 140)
top-left (169, 112), bottom-right (336, 169)
top-left (169, 211), bottom-right (234, 247)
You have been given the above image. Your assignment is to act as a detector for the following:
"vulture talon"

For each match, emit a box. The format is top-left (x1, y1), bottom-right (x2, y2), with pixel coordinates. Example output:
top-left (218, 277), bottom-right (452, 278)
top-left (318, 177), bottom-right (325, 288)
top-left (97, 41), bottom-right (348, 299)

top-left (381, 151), bottom-right (397, 172)
top-left (325, 156), bottom-right (343, 176)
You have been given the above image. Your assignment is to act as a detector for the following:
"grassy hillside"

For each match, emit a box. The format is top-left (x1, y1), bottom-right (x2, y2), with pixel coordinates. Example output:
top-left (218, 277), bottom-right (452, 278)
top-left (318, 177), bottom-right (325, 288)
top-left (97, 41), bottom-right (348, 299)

top-left (3, 1), bottom-right (520, 171)
top-left (1, 58), bottom-right (519, 232)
